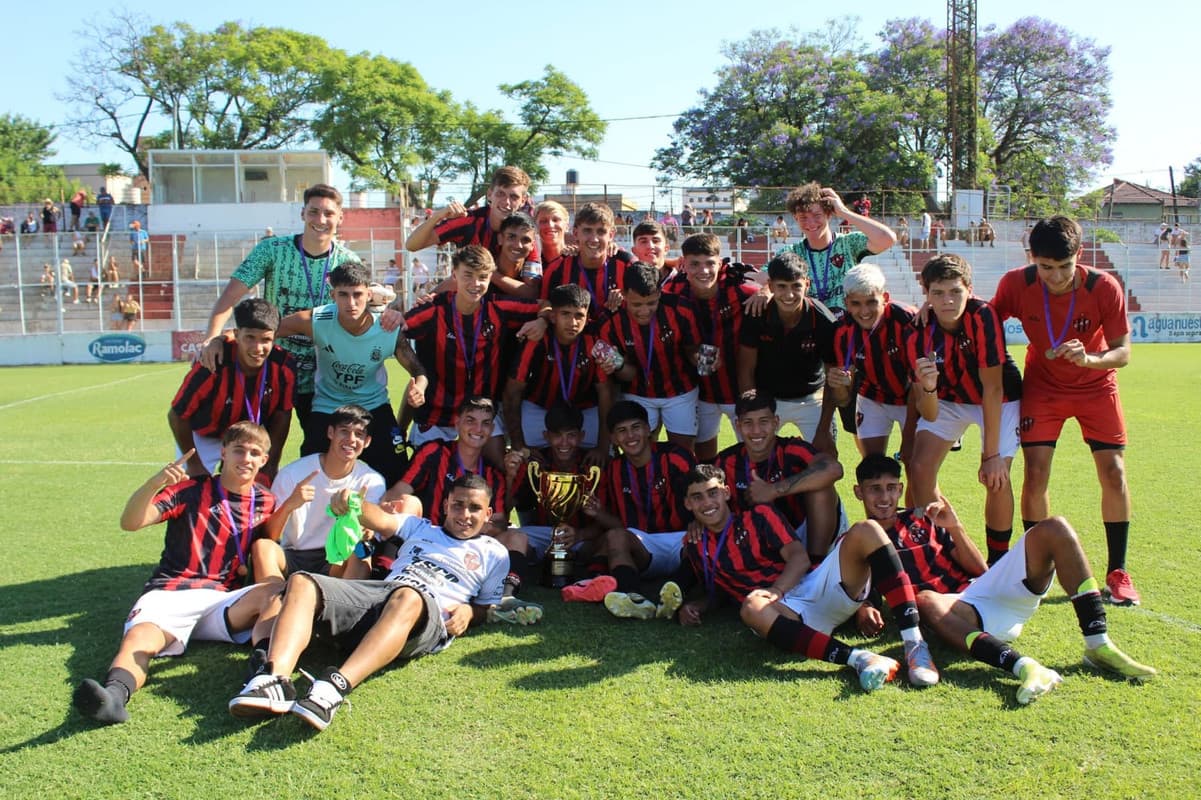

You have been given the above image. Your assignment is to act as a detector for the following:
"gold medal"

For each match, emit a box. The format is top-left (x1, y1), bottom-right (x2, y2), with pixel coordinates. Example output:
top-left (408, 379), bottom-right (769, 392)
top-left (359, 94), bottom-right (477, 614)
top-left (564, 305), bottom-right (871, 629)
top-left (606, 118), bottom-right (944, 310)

top-left (1044, 348), bottom-right (1056, 359)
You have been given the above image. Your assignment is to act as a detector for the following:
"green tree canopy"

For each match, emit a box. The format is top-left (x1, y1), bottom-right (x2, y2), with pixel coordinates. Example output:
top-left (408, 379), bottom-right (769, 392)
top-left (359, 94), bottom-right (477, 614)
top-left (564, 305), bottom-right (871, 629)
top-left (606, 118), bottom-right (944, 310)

top-left (0, 114), bottom-right (73, 204)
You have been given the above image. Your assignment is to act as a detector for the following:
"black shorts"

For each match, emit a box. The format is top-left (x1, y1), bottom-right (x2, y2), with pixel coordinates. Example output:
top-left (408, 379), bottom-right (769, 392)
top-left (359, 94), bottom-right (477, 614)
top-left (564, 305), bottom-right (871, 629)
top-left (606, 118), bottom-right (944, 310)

top-left (284, 547), bottom-right (331, 576)
top-left (299, 572), bottom-right (446, 658)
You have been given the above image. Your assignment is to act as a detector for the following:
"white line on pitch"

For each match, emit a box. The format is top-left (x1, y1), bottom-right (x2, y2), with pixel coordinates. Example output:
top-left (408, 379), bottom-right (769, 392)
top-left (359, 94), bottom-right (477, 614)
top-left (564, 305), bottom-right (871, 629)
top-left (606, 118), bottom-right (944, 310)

top-left (0, 460), bottom-right (164, 467)
top-left (1130, 606), bottom-right (1201, 634)
top-left (0, 369), bottom-right (175, 411)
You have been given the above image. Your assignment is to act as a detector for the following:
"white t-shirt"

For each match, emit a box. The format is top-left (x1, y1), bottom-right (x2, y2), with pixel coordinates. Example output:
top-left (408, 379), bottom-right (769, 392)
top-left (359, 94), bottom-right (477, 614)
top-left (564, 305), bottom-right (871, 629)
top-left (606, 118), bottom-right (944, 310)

top-left (384, 514), bottom-right (508, 632)
top-left (271, 453), bottom-right (386, 551)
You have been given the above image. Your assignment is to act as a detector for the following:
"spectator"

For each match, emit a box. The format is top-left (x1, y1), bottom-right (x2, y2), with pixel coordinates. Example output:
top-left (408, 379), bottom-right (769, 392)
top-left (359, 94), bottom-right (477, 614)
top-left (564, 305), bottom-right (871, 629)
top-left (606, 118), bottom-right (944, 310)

top-left (129, 221), bottom-right (149, 262)
top-left (930, 216), bottom-right (945, 248)
top-left (681, 203), bottom-right (695, 233)
top-left (96, 186), bottom-right (115, 230)
top-left (977, 218), bottom-right (996, 247)
top-left (771, 215), bottom-right (789, 242)
top-left (700, 208), bottom-right (714, 231)
top-left (109, 290), bottom-right (125, 329)
top-left (661, 210), bottom-right (680, 243)
top-left (920, 211), bottom-right (933, 249)
top-left (84, 211), bottom-right (101, 233)
top-left (40, 263), bottom-right (55, 297)
top-left (59, 259), bottom-right (80, 304)
top-left (69, 188), bottom-right (88, 231)
top-left (87, 258), bottom-right (102, 303)
top-left (1021, 223), bottom-right (1034, 262)
top-left (896, 216), bottom-right (910, 247)
top-left (42, 199), bottom-right (60, 233)
top-left (851, 194), bottom-right (872, 217)
top-left (21, 213), bottom-right (38, 234)
top-left (120, 293), bottom-right (142, 331)
top-left (104, 256), bottom-right (121, 289)
top-left (73, 230), bottom-right (87, 256)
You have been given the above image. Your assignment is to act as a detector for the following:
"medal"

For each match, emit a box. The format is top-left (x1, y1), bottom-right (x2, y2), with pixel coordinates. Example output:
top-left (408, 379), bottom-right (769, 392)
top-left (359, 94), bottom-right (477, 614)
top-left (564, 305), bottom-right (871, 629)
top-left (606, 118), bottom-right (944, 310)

top-left (1044, 347), bottom-right (1056, 360)
top-left (1041, 278), bottom-right (1077, 361)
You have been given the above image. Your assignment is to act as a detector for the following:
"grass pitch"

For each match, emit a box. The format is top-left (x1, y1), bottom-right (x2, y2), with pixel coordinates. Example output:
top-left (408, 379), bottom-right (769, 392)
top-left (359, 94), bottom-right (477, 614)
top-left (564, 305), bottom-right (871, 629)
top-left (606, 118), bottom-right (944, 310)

top-left (0, 347), bottom-right (1198, 799)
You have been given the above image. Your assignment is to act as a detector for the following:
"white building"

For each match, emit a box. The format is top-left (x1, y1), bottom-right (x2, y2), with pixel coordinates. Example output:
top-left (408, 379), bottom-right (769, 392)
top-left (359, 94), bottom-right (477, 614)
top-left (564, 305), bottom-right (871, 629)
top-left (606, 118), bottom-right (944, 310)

top-left (683, 186), bottom-right (749, 216)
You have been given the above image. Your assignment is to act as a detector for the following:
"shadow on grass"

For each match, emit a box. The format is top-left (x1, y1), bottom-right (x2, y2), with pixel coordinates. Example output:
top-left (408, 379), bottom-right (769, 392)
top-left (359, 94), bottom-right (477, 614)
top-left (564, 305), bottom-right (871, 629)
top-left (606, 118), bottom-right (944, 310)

top-left (0, 564), bottom-right (304, 752)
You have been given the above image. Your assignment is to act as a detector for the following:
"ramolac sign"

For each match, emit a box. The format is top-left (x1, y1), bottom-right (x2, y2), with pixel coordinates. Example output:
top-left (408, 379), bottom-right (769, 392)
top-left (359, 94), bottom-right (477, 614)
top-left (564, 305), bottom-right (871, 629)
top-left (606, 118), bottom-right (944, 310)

top-left (89, 334), bottom-right (147, 362)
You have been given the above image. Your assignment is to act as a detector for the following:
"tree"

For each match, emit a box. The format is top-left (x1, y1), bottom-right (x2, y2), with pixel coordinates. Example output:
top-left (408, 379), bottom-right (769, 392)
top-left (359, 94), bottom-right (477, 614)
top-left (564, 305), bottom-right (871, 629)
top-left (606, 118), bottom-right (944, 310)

top-left (1177, 158), bottom-right (1201, 198)
top-left (0, 114), bottom-right (73, 204)
top-left (652, 26), bottom-right (939, 205)
top-left (313, 54), bottom-right (455, 208)
top-left (60, 14), bottom-right (336, 178)
top-left (978, 18), bottom-right (1114, 212)
top-left (436, 66), bottom-right (607, 204)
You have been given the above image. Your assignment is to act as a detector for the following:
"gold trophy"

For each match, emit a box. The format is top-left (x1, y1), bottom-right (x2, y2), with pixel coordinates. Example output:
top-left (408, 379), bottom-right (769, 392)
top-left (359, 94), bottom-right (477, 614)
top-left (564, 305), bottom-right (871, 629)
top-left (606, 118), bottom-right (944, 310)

top-left (527, 461), bottom-right (602, 588)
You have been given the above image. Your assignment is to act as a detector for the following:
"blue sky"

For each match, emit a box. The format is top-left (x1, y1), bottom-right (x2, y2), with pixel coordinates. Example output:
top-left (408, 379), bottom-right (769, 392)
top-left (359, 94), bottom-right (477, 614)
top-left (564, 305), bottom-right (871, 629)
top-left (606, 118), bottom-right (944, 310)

top-left (8, 0), bottom-right (1197, 207)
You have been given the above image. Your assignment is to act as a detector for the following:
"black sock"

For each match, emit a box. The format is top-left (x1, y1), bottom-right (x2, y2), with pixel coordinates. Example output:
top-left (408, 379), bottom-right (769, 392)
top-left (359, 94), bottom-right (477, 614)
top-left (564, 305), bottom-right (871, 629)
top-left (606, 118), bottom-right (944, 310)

top-left (612, 564), bottom-right (639, 594)
top-left (505, 549), bottom-right (529, 594)
top-left (103, 667), bottom-right (136, 705)
top-left (967, 632), bottom-right (1022, 672)
top-left (766, 616), bottom-right (852, 664)
top-left (985, 527), bottom-right (1013, 565)
top-left (865, 544), bottom-right (919, 632)
top-left (1104, 521), bottom-right (1129, 573)
top-left (252, 637), bottom-right (270, 653)
top-left (1071, 590), bottom-right (1108, 638)
top-left (1021, 519), bottom-right (1041, 534)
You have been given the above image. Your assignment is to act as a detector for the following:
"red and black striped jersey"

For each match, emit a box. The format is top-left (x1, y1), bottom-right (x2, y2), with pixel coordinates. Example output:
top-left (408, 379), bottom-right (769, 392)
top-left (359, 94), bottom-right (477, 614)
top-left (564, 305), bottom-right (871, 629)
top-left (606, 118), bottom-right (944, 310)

top-left (881, 508), bottom-right (974, 594)
top-left (906, 298), bottom-right (1022, 405)
top-left (738, 299), bottom-right (836, 399)
top-left (681, 505), bottom-right (797, 603)
top-left (714, 437), bottom-right (824, 531)
top-left (599, 442), bottom-right (695, 532)
top-left (832, 301), bottom-right (915, 406)
top-left (434, 206), bottom-right (541, 265)
top-left (400, 441), bottom-right (507, 524)
top-left (539, 251), bottom-right (635, 325)
top-left (663, 271), bottom-right (760, 404)
top-left (991, 264), bottom-right (1128, 395)
top-left (146, 476), bottom-right (276, 592)
top-left (598, 294), bottom-right (701, 399)
top-left (171, 340), bottom-right (295, 437)
top-left (508, 332), bottom-right (609, 410)
top-left (404, 292), bottom-right (541, 427)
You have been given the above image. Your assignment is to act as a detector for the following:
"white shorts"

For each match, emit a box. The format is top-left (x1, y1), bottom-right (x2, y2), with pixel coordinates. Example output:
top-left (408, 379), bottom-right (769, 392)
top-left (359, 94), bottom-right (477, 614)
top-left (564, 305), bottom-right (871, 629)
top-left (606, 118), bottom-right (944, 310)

top-left (955, 532), bottom-right (1045, 642)
top-left (123, 586), bottom-right (256, 657)
top-left (916, 399), bottom-right (1020, 458)
top-left (776, 392), bottom-right (836, 443)
top-left (855, 396), bottom-right (909, 441)
top-left (697, 401), bottom-right (738, 443)
top-left (521, 525), bottom-right (588, 561)
top-left (411, 414), bottom-right (505, 447)
top-left (177, 435), bottom-right (222, 474)
top-left (521, 400), bottom-right (600, 449)
top-left (627, 387), bottom-right (699, 437)
top-left (779, 537), bottom-right (865, 634)
top-left (629, 528), bottom-right (686, 577)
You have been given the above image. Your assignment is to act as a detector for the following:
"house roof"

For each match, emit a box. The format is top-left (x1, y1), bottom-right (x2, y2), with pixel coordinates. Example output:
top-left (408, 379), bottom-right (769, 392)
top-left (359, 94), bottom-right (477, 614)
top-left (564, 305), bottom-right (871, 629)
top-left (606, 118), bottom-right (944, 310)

top-left (1098, 178), bottom-right (1199, 207)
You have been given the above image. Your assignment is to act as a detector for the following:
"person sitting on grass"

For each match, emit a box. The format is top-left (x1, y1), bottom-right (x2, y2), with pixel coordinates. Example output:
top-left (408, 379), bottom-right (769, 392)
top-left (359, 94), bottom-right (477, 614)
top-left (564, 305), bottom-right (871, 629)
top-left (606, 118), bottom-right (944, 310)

top-left (853, 454), bottom-right (1155, 704)
top-left (73, 423), bottom-right (282, 725)
top-left (168, 298), bottom-right (295, 481)
top-left (228, 474), bottom-right (511, 732)
top-left (252, 403), bottom-right (386, 588)
top-left (672, 464), bottom-right (939, 692)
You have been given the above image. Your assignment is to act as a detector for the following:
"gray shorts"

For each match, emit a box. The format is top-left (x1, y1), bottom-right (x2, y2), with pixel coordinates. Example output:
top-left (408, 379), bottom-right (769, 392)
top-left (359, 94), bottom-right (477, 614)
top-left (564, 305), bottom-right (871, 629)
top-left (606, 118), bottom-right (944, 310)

top-left (285, 547), bottom-right (331, 576)
top-left (297, 572), bottom-right (447, 659)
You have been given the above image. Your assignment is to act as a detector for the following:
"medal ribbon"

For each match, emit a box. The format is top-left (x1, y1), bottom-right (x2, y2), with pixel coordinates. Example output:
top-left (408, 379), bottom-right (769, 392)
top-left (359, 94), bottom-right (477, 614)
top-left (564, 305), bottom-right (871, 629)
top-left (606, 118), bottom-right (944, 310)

top-left (803, 233), bottom-right (836, 302)
top-left (702, 516), bottom-right (734, 604)
top-left (580, 257), bottom-right (610, 309)
top-left (452, 301), bottom-right (486, 384)
top-left (552, 338), bottom-right (580, 405)
top-left (1041, 280), bottom-right (1078, 352)
top-left (625, 456), bottom-right (655, 524)
top-left (296, 238), bottom-right (332, 307)
top-left (236, 362), bottom-right (270, 424)
top-left (213, 481), bottom-right (256, 565)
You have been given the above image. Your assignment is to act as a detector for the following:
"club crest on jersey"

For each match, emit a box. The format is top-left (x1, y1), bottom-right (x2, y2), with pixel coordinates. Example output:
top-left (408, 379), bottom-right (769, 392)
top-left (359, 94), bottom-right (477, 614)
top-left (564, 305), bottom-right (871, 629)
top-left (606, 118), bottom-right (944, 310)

top-left (1072, 316), bottom-right (1092, 333)
top-left (126, 607), bottom-right (142, 623)
top-left (907, 522), bottom-right (929, 544)
top-left (370, 347), bottom-right (383, 362)
top-left (463, 553), bottom-right (481, 572)
top-left (481, 321), bottom-right (496, 339)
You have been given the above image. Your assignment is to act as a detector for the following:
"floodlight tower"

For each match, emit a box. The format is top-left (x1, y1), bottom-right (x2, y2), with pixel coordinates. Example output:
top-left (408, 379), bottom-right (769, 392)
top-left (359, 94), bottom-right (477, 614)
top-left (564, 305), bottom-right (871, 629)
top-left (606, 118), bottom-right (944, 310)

top-left (947, 0), bottom-right (978, 192)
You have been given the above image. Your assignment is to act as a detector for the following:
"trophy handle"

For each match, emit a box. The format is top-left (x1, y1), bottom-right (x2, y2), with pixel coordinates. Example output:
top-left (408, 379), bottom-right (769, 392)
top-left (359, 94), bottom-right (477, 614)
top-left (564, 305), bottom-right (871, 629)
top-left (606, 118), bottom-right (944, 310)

top-left (583, 464), bottom-right (602, 496)
top-left (527, 460), bottom-right (542, 491)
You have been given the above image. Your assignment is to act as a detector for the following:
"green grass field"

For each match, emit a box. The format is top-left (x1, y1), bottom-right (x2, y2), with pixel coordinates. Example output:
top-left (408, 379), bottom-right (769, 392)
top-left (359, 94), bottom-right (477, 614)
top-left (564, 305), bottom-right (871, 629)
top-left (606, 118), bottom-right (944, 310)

top-left (0, 348), bottom-right (1198, 799)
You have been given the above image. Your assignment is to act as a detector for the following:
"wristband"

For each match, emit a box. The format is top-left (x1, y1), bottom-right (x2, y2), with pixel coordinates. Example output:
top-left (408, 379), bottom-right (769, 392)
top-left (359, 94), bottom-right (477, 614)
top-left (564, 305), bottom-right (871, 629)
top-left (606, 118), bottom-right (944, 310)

top-left (980, 453), bottom-right (1000, 463)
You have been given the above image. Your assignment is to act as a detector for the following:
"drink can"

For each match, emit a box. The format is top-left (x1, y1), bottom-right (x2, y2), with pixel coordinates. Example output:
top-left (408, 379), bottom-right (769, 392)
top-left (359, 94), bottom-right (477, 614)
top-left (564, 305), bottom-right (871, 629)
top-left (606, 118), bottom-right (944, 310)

top-left (590, 340), bottom-right (624, 371)
top-left (696, 344), bottom-right (719, 376)
top-left (520, 260), bottom-right (543, 280)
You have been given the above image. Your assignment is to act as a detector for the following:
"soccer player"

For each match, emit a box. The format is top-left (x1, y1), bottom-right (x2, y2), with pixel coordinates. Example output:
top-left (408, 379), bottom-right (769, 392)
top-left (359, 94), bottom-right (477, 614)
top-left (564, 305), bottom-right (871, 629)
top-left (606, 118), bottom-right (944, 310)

top-left (274, 261), bottom-right (408, 484)
top-left (73, 424), bottom-right (282, 725)
top-left (405, 165), bottom-right (540, 267)
top-left (630, 218), bottom-right (679, 286)
top-left (534, 200), bottom-right (571, 264)
top-left (401, 245), bottom-right (545, 461)
top-left (503, 283), bottom-right (615, 462)
top-left (738, 251), bottom-right (838, 452)
top-left (663, 232), bottom-right (762, 460)
top-left (540, 202), bottom-right (635, 323)
top-left (598, 261), bottom-right (703, 451)
top-left (906, 254), bottom-right (1023, 566)
top-left (253, 404), bottom-right (386, 583)
top-left (779, 183), bottom-right (896, 314)
top-left (991, 217), bottom-right (1142, 604)
top-left (826, 263), bottom-right (919, 460)
top-left (714, 391), bottom-right (845, 560)
top-left (853, 454), bottom-right (1155, 703)
top-left (675, 465), bottom-right (938, 691)
top-left (168, 298), bottom-right (295, 480)
top-left (228, 474), bottom-right (513, 732)
top-left (580, 401), bottom-right (694, 619)
top-left (492, 212), bottom-right (542, 298)
top-left (200, 184), bottom-right (356, 425)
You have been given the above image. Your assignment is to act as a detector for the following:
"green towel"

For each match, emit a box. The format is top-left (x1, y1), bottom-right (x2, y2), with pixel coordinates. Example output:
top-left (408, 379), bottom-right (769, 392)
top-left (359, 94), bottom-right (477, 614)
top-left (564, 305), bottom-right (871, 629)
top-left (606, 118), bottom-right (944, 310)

top-left (325, 494), bottom-right (363, 565)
